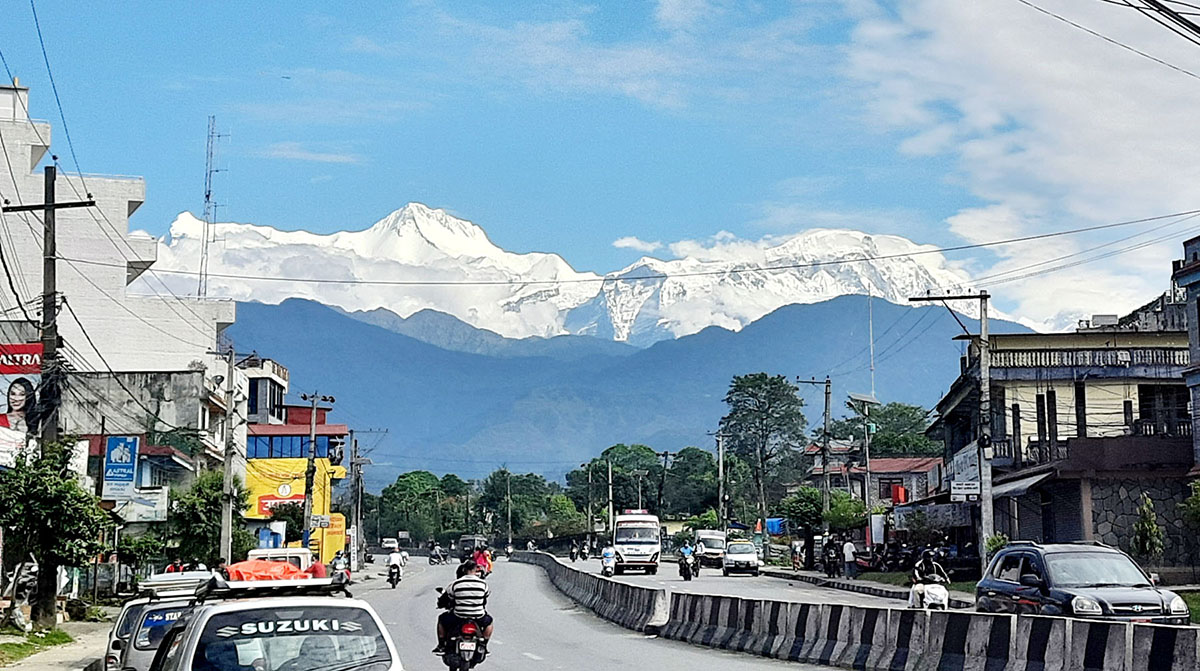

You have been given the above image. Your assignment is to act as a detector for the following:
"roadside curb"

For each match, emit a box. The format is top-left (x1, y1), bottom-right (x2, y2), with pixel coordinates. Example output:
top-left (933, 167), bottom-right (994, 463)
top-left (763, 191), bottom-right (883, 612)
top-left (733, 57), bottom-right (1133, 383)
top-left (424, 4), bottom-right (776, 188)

top-left (759, 568), bottom-right (974, 609)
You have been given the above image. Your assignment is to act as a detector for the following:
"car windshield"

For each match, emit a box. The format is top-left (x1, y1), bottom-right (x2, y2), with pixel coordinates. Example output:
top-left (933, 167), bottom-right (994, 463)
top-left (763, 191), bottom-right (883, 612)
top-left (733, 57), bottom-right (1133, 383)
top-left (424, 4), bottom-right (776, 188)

top-left (728, 544), bottom-right (755, 554)
top-left (1045, 552), bottom-right (1151, 588)
top-left (116, 602), bottom-right (148, 639)
top-left (615, 525), bottom-right (659, 545)
top-left (134, 605), bottom-right (189, 650)
top-left (698, 538), bottom-right (725, 549)
top-left (193, 605), bottom-right (391, 671)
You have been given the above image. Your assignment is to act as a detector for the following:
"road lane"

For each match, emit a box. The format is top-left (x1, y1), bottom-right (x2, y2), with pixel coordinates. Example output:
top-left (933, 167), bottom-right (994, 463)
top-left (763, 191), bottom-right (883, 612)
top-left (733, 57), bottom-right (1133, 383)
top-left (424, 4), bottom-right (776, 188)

top-left (359, 557), bottom-right (827, 671)
top-left (579, 558), bottom-right (903, 608)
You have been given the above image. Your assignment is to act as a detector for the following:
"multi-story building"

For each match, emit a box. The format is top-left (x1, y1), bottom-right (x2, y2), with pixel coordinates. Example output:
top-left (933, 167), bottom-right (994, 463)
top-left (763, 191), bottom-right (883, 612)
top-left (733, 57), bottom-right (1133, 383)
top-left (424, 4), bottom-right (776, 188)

top-left (244, 385), bottom-right (348, 563)
top-left (0, 81), bottom-right (242, 527)
top-left (923, 293), bottom-right (1194, 565)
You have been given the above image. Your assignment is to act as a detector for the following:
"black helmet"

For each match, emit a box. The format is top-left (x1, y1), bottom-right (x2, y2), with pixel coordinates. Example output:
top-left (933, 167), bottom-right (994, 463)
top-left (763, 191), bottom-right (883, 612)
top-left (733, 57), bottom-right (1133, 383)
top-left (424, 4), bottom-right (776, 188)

top-left (921, 549), bottom-right (935, 561)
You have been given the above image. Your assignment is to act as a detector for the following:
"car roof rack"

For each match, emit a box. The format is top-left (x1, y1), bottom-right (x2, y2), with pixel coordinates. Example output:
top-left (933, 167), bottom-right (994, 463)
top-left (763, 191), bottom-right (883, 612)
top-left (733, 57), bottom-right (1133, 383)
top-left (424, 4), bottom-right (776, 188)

top-left (1061, 540), bottom-right (1111, 548)
top-left (193, 571), bottom-right (353, 603)
top-left (136, 585), bottom-right (200, 600)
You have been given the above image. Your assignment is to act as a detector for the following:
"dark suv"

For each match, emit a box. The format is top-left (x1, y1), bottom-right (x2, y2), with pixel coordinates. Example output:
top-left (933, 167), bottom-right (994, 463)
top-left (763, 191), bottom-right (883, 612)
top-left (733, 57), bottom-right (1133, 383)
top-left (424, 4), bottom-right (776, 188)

top-left (976, 542), bottom-right (1189, 625)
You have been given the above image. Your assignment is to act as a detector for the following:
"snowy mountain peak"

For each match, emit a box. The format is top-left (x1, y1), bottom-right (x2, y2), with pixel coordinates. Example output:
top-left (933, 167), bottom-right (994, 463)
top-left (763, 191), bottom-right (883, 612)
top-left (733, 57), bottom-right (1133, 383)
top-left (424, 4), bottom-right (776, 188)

top-left (144, 203), bottom-right (971, 343)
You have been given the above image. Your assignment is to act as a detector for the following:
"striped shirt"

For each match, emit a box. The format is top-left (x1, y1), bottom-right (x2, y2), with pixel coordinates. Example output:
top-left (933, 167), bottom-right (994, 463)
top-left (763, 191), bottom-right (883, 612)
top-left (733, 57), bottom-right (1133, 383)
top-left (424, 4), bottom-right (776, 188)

top-left (448, 575), bottom-right (490, 618)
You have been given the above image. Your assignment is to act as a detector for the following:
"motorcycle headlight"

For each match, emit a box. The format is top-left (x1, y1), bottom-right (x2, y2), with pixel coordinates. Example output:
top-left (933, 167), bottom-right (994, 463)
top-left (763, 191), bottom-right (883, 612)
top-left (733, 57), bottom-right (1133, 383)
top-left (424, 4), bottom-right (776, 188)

top-left (1170, 596), bottom-right (1189, 615)
top-left (1072, 596), bottom-right (1103, 616)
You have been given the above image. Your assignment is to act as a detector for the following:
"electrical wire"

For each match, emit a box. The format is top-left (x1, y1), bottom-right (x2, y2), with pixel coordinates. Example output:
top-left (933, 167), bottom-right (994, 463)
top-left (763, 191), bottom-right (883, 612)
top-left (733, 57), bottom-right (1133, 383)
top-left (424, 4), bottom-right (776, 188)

top-left (56, 208), bottom-right (1200, 288)
top-left (1010, 0), bottom-right (1200, 81)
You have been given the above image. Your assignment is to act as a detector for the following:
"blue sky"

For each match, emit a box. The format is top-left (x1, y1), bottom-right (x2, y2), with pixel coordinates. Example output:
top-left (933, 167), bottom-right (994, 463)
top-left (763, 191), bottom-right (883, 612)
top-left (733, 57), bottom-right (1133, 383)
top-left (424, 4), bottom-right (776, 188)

top-left (3, 0), bottom-right (1198, 328)
top-left (0, 0), bottom-right (970, 274)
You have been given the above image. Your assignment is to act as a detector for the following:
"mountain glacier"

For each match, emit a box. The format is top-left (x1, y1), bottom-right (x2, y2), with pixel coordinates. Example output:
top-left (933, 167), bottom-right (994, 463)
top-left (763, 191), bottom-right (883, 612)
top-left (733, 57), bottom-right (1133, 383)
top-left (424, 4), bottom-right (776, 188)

top-left (143, 203), bottom-right (972, 343)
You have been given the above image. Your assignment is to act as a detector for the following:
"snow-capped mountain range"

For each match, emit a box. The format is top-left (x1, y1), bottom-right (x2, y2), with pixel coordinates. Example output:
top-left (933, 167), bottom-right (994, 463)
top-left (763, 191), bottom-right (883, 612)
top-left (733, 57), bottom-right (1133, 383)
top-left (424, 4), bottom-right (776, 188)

top-left (146, 203), bottom-right (972, 344)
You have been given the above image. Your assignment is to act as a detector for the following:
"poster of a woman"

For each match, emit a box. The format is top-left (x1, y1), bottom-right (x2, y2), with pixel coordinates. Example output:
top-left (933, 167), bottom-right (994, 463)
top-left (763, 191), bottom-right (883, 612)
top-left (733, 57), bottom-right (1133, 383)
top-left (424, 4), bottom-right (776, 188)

top-left (0, 377), bottom-right (37, 433)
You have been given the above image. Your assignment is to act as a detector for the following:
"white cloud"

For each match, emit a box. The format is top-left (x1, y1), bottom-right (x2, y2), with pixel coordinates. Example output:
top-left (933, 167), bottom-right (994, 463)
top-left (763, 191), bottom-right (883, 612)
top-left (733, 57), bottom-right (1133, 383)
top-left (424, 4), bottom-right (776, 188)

top-left (612, 236), bottom-right (663, 252)
top-left (257, 141), bottom-right (364, 164)
top-left (655, 0), bottom-right (719, 32)
top-left (845, 0), bottom-right (1200, 326)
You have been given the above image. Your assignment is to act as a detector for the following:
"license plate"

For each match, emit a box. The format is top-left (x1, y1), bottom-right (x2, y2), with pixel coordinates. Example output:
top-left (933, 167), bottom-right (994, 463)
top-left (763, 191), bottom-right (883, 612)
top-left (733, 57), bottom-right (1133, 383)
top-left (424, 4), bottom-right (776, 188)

top-left (459, 641), bottom-right (477, 653)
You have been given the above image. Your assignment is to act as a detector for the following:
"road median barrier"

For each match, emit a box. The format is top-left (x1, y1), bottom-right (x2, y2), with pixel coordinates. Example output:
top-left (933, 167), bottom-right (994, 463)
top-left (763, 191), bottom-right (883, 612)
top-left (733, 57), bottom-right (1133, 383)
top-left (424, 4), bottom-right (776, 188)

top-left (1067, 618), bottom-right (1128, 671)
top-left (511, 551), bottom-right (668, 632)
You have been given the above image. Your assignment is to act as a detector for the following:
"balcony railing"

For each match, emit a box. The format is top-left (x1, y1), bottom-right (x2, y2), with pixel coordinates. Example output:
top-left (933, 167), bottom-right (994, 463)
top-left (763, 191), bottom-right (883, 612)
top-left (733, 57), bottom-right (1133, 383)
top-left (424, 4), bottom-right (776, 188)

top-left (1133, 418), bottom-right (1192, 437)
top-left (990, 348), bottom-right (1188, 369)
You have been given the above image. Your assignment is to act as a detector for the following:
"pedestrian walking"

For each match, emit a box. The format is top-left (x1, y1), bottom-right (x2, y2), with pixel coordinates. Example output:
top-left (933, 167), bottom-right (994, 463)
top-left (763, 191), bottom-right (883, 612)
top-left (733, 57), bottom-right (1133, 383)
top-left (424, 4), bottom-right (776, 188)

top-left (842, 537), bottom-right (858, 579)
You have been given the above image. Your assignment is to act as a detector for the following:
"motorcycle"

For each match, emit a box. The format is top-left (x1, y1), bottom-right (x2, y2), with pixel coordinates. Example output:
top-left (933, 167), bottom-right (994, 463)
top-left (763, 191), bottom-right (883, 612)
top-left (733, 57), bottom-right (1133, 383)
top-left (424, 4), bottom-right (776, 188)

top-left (679, 553), bottom-right (698, 581)
top-left (429, 550), bottom-right (449, 565)
top-left (910, 575), bottom-right (949, 610)
top-left (569, 546), bottom-right (579, 562)
top-left (579, 546), bottom-right (589, 561)
top-left (387, 564), bottom-right (402, 589)
top-left (600, 551), bottom-right (616, 578)
top-left (435, 588), bottom-right (488, 670)
top-left (504, 544), bottom-right (514, 560)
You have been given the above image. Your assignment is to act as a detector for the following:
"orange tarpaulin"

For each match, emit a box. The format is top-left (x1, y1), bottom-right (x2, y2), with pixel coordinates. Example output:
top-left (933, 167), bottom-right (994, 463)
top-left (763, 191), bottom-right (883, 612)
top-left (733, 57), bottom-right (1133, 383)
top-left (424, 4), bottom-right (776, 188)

top-left (226, 559), bottom-right (307, 581)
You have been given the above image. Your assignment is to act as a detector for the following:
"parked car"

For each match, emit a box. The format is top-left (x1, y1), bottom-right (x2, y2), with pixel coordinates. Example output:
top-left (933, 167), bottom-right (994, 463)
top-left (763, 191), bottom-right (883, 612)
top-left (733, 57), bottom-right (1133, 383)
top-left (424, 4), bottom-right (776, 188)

top-left (722, 541), bottom-right (762, 576)
top-left (119, 597), bottom-right (194, 671)
top-left (975, 541), bottom-right (1189, 625)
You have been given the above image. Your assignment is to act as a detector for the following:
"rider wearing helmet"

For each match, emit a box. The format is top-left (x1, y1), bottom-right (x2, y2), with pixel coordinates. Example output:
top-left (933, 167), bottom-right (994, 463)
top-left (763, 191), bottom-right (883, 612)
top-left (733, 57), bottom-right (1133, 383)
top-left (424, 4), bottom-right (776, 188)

top-left (908, 549), bottom-right (949, 607)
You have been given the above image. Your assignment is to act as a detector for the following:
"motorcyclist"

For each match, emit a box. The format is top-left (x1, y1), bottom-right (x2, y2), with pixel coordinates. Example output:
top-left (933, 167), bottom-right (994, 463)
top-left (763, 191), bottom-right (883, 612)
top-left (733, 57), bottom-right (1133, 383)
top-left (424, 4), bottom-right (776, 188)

top-left (569, 540), bottom-right (579, 561)
top-left (526, 540), bottom-right (535, 551)
top-left (331, 551), bottom-right (349, 575)
top-left (434, 559), bottom-right (493, 654)
top-left (432, 542), bottom-right (446, 564)
top-left (678, 541), bottom-right (695, 574)
top-left (387, 548), bottom-right (406, 580)
top-left (823, 536), bottom-right (841, 578)
top-left (908, 550), bottom-right (950, 608)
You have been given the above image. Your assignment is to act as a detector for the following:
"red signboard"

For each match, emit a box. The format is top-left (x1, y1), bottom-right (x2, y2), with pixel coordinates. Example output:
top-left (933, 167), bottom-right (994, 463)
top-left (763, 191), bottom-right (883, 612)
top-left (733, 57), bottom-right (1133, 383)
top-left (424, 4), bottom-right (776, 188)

top-left (257, 493), bottom-right (305, 516)
top-left (0, 344), bottom-right (41, 375)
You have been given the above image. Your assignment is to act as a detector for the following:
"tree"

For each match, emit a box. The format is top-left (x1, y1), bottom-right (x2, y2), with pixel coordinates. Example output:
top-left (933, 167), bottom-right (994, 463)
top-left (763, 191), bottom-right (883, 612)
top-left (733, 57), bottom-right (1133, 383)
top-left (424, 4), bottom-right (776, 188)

top-left (720, 373), bottom-right (806, 555)
top-left (0, 440), bottom-right (110, 628)
top-left (547, 494), bottom-right (585, 536)
top-left (664, 447), bottom-right (717, 516)
top-left (829, 402), bottom-right (939, 457)
top-left (825, 491), bottom-right (867, 532)
top-left (269, 502), bottom-right (306, 544)
top-left (170, 471), bottom-right (254, 566)
top-left (683, 509), bottom-right (719, 531)
top-left (117, 534), bottom-right (165, 576)
top-left (779, 488), bottom-right (823, 533)
top-left (380, 470), bottom-right (443, 542)
top-left (1131, 493), bottom-right (1165, 563)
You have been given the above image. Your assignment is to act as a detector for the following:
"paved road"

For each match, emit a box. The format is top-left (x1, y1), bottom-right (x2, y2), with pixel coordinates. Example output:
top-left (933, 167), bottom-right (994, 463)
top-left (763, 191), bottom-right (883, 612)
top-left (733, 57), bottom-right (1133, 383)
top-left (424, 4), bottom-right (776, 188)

top-left (589, 559), bottom-right (902, 608)
top-left (359, 557), bottom-right (827, 671)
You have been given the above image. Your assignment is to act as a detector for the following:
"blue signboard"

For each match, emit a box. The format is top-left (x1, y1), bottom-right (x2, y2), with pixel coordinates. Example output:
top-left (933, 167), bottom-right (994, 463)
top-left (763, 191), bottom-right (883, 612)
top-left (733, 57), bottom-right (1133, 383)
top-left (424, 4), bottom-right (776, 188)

top-left (101, 436), bottom-right (138, 499)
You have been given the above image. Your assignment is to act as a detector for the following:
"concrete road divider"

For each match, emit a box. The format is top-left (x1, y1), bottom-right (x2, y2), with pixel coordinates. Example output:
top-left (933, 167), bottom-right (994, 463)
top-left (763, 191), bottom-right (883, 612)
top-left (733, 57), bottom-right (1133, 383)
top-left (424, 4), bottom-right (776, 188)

top-left (1129, 621), bottom-right (1199, 671)
top-left (512, 551), bottom-right (667, 632)
top-left (515, 551), bottom-right (1198, 671)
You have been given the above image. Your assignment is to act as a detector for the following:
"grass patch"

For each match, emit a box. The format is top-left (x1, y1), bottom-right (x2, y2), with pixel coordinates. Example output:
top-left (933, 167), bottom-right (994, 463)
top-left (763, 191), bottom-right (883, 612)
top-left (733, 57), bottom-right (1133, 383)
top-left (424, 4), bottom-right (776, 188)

top-left (0, 629), bottom-right (73, 665)
top-left (856, 571), bottom-right (977, 595)
top-left (1179, 592), bottom-right (1200, 624)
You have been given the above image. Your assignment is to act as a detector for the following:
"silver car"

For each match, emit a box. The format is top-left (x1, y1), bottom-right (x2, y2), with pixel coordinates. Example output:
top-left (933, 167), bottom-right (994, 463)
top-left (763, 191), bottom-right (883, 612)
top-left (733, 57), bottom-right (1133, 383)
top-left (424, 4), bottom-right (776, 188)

top-left (120, 598), bottom-right (193, 671)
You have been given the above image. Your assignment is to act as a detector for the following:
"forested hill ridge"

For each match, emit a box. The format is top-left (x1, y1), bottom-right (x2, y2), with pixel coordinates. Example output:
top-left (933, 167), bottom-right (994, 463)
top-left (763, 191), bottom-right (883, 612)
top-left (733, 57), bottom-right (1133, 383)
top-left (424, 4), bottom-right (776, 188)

top-left (227, 294), bottom-right (1026, 488)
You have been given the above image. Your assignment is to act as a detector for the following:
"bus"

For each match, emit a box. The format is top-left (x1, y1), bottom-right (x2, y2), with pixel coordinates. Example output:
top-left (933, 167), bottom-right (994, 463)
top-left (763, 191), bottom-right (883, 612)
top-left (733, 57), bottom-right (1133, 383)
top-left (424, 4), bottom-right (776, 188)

top-left (612, 511), bottom-right (661, 575)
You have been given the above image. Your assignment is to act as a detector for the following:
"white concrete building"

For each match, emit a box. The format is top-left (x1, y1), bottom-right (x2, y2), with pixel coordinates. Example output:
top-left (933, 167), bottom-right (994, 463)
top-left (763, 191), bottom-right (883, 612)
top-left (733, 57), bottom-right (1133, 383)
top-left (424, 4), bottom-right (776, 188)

top-left (0, 80), bottom-right (233, 371)
top-left (0, 80), bottom-right (244, 478)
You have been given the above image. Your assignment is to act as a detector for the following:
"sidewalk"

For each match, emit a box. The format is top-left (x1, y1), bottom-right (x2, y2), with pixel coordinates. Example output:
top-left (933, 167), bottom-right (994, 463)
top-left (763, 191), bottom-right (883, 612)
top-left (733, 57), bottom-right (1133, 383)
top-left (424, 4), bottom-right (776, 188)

top-left (4, 621), bottom-right (109, 671)
top-left (761, 566), bottom-right (976, 609)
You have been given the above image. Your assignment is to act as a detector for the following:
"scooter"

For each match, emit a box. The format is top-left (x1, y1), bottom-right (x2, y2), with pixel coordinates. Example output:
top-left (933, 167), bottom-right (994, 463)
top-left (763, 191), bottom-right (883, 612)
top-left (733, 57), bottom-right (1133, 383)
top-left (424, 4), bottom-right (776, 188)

top-left (429, 550), bottom-right (449, 565)
top-left (387, 564), bottom-right (402, 589)
top-left (679, 553), bottom-right (697, 581)
top-left (600, 551), bottom-right (616, 578)
top-left (569, 546), bottom-right (579, 562)
top-left (910, 575), bottom-right (949, 610)
top-left (579, 546), bottom-right (589, 561)
top-left (435, 588), bottom-right (488, 670)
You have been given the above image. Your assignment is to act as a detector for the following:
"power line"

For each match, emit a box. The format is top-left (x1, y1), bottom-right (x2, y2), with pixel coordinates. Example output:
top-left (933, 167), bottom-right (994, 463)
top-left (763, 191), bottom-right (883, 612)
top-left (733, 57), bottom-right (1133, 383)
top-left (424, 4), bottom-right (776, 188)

top-left (1010, 0), bottom-right (1200, 81)
top-left (57, 208), bottom-right (1200, 288)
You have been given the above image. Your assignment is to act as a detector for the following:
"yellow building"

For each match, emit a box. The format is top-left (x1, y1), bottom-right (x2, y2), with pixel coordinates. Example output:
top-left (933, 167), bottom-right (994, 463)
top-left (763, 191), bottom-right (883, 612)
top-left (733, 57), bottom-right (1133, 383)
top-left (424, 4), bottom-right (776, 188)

top-left (245, 410), bottom-right (348, 564)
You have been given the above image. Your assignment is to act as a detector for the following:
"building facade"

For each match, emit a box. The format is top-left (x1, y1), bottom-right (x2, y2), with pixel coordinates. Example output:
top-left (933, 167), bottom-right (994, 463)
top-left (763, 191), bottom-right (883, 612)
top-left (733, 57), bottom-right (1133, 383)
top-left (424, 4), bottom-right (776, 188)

top-left (925, 294), bottom-right (1195, 566)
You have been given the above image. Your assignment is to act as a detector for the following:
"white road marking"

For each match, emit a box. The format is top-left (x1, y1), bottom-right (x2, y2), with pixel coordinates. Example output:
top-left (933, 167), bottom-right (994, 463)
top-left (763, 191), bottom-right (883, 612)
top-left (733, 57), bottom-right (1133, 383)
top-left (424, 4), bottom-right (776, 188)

top-left (522, 652), bottom-right (545, 661)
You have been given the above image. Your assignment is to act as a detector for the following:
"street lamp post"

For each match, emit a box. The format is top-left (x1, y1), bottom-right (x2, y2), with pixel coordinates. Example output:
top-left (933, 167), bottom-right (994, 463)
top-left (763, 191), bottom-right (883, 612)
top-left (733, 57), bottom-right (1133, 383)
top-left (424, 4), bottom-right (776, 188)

top-left (582, 462), bottom-right (593, 548)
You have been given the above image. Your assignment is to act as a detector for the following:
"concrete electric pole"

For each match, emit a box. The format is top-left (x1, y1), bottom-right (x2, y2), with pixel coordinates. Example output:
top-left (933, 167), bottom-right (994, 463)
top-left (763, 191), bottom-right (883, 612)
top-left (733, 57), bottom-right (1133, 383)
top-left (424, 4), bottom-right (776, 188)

top-left (2, 164), bottom-right (95, 445)
top-left (218, 348), bottom-right (235, 562)
top-left (300, 391), bottom-right (335, 548)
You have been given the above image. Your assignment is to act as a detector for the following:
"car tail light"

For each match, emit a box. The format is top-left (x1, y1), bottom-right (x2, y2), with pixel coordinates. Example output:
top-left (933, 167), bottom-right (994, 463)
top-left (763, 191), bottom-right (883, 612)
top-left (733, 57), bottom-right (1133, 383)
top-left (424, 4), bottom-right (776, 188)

top-left (461, 622), bottom-right (478, 635)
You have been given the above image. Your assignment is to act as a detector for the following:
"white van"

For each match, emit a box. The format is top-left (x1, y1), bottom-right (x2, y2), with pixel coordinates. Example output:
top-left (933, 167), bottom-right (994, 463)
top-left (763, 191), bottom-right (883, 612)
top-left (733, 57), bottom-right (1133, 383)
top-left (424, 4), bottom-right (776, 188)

top-left (612, 511), bottom-right (661, 575)
top-left (246, 547), bottom-right (313, 570)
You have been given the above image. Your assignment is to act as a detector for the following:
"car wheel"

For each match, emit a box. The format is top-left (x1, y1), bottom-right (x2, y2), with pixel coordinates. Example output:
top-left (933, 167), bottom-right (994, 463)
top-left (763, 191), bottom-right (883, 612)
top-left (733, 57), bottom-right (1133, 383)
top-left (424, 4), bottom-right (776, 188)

top-left (752, 570), bottom-right (759, 577)
top-left (722, 569), bottom-right (729, 577)
top-left (648, 567), bottom-right (657, 575)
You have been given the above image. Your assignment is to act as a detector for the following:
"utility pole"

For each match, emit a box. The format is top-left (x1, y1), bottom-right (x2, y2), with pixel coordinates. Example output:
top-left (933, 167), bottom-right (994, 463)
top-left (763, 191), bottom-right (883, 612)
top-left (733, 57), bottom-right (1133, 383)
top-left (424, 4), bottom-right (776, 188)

top-left (582, 463), bottom-right (593, 547)
top-left (218, 348), bottom-right (235, 562)
top-left (655, 451), bottom-right (672, 514)
top-left (910, 291), bottom-right (993, 575)
top-left (300, 392), bottom-right (334, 549)
top-left (716, 434), bottom-right (725, 530)
top-left (796, 377), bottom-right (834, 521)
top-left (630, 469), bottom-right (647, 509)
top-left (506, 471), bottom-right (513, 546)
top-left (607, 459), bottom-right (614, 538)
top-left (2, 164), bottom-right (94, 445)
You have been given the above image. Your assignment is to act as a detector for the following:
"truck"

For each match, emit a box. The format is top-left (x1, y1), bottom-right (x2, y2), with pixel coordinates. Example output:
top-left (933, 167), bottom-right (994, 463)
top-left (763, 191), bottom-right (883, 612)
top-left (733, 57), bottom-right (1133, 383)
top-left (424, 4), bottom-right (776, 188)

top-left (612, 511), bottom-right (661, 575)
top-left (694, 529), bottom-right (727, 568)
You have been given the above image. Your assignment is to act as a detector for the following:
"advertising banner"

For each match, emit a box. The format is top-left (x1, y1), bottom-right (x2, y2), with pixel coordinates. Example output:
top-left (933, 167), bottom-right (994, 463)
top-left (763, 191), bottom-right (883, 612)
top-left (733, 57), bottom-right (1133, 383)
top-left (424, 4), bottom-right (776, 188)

top-left (102, 436), bottom-right (139, 500)
top-left (0, 343), bottom-right (41, 467)
top-left (115, 486), bottom-right (168, 522)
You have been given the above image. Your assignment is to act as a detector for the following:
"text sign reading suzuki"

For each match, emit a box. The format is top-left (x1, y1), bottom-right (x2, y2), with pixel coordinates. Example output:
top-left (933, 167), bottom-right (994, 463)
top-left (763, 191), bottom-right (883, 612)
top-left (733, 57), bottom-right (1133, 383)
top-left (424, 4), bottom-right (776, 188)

top-left (102, 436), bottom-right (139, 500)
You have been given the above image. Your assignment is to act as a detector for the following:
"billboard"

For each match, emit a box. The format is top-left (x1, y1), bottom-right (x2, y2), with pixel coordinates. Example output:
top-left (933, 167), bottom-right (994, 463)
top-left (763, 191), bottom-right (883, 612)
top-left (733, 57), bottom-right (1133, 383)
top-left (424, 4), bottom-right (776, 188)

top-left (0, 343), bottom-right (41, 467)
top-left (114, 486), bottom-right (168, 522)
top-left (102, 436), bottom-right (139, 500)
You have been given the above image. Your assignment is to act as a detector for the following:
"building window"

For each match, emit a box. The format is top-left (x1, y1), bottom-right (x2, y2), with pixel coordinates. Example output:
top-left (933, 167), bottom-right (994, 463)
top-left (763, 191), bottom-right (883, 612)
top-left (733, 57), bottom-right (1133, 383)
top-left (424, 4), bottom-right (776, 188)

top-left (248, 436), bottom-right (271, 459)
top-left (878, 478), bottom-right (904, 500)
top-left (248, 381), bottom-right (259, 415)
top-left (1137, 384), bottom-right (1190, 435)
